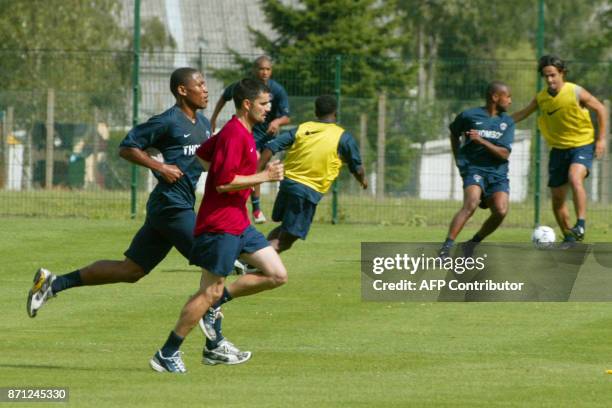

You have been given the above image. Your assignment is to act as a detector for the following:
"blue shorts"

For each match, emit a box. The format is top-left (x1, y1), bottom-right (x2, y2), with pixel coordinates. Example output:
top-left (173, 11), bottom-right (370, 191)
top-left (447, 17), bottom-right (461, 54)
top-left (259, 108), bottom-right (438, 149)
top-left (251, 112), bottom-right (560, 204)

top-left (462, 171), bottom-right (509, 201)
top-left (272, 191), bottom-right (316, 240)
top-left (124, 208), bottom-right (195, 274)
top-left (548, 143), bottom-right (594, 188)
top-left (189, 225), bottom-right (269, 277)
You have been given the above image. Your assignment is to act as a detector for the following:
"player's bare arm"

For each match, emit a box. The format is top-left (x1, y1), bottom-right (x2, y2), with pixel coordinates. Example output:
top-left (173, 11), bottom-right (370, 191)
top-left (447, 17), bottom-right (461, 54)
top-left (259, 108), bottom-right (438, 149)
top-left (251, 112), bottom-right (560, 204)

top-left (217, 160), bottom-right (284, 193)
top-left (209, 95), bottom-right (227, 133)
top-left (579, 88), bottom-right (608, 159)
top-left (449, 132), bottom-right (460, 164)
top-left (511, 98), bottom-right (537, 123)
top-left (257, 148), bottom-right (274, 171)
top-left (196, 156), bottom-right (211, 171)
top-left (352, 167), bottom-right (368, 189)
top-left (119, 146), bottom-right (183, 183)
top-left (267, 116), bottom-right (291, 135)
top-left (467, 130), bottom-right (510, 161)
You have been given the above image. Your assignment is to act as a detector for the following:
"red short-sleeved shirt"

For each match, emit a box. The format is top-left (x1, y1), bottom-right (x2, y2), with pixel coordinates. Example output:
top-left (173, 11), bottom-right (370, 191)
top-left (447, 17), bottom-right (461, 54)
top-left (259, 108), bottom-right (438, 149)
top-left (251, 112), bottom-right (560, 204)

top-left (194, 116), bottom-right (258, 235)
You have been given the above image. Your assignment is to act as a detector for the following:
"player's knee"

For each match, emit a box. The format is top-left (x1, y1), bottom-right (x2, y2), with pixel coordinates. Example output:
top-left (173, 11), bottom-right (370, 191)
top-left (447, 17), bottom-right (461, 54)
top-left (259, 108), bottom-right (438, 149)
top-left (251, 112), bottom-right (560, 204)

top-left (122, 262), bottom-right (146, 283)
top-left (463, 202), bottom-right (478, 214)
top-left (270, 265), bottom-right (288, 287)
top-left (492, 204), bottom-right (508, 218)
top-left (568, 173), bottom-right (584, 189)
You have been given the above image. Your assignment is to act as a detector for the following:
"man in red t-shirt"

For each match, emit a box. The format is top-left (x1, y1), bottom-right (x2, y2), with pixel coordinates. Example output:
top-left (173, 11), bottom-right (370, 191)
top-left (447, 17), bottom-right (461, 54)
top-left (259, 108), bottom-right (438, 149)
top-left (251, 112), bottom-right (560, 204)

top-left (150, 79), bottom-right (286, 373)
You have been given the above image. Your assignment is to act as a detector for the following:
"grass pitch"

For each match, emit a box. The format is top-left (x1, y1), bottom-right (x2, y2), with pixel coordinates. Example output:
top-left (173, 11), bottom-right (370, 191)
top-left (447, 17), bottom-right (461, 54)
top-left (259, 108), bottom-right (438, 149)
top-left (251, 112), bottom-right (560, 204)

top-left (2, 217), bottom-right (612, 407)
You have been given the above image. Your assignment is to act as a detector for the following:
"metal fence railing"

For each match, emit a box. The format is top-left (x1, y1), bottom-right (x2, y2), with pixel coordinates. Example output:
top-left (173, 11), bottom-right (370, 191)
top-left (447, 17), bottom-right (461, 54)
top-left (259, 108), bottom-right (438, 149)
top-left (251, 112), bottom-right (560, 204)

top-left (0, 50), bottom-right (610, 227)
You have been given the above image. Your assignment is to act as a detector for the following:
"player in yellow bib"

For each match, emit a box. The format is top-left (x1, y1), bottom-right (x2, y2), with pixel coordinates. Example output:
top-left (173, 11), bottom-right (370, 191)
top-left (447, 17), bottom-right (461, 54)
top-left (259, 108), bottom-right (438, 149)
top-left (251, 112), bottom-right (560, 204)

top-left (512, 55), bottom-right (608, 243)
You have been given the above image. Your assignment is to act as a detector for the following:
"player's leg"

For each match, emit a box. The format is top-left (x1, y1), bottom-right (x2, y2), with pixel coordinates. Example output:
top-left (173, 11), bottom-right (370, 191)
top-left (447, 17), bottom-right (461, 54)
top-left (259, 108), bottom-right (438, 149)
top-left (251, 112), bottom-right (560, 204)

top-left (439, 183), bottom-right (482, 257)
top-left (268, 190), bottom-right (313, 253)
top-left (151, 269), bottom-right (225, 373)
top-left (566, 144), bottom-right (593, 241)
top-left (190, 231), bottom-right (252, 364)
top-left (548, 148), bottom-right (575, 242)
top-left (475, 191), bottom-right (509, 240)
top-left (27, 219), bottom-right (171, 317)
top-left (551, 184), bottom-right (572, 237)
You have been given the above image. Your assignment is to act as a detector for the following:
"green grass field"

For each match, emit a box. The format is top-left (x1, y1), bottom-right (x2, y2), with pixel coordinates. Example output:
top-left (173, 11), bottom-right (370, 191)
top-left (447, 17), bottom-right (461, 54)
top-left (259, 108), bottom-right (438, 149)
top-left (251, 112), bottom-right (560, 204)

top-left (2, 217), bottom-right (612, 407)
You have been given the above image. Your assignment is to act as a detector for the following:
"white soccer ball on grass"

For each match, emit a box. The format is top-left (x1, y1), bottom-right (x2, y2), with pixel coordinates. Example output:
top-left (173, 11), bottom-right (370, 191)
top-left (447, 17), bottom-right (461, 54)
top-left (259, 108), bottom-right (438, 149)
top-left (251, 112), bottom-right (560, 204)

top-left (531, 225), bottom-right (556, 249)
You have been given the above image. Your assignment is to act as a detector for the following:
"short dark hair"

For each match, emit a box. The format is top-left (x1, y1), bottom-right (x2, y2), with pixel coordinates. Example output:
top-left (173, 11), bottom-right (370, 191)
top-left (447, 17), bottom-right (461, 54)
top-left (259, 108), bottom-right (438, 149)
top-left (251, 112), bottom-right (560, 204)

top-left (485, 81), bottom-right (508, 102)
top-left (232, 78), bottom-right (270, 109)
top-left (538, 55), bottom-right (567, 75)
top-left (253, 55), bottom-right (272, 68)
top-left (315, 94), bottom-right (337, 117)
top-left (170, 67), bottom-right (199, 98)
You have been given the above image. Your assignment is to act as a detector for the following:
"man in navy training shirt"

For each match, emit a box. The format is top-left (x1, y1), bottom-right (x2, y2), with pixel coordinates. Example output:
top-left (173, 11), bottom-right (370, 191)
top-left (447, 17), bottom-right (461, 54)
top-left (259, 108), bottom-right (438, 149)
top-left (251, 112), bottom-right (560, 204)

top-left (26, 68), bottom-right (251, 363)
top-left (210, 55), bottom-right (291, 224)
top-left (438, 81), bottom-right (514, 258)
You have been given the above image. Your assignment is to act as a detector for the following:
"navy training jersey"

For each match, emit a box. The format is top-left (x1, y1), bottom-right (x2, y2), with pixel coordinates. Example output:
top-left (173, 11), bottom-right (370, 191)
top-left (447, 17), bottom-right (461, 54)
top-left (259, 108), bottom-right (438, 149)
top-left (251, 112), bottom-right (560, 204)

top-left (223, 79), bottom-right (290, 134)
top-left (120, 105), bottom-right (212, 214)
top-left (449, 106), bottom-right (514, 176)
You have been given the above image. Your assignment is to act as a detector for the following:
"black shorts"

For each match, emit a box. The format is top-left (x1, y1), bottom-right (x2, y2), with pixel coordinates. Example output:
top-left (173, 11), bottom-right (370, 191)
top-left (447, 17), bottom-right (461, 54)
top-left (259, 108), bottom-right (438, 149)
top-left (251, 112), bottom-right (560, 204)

top-left (124, 208), bottom-right (195, 273)
top-left (272, 190), bottom-right (317, 240)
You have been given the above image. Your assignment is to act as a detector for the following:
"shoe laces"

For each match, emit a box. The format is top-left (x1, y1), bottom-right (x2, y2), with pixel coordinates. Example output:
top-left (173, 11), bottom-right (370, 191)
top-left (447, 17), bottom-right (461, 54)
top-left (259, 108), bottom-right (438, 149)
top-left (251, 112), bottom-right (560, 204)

top-left (167, 351), bottom-right (186, 371)
top-left (219, 340), bottom-right (239, 354)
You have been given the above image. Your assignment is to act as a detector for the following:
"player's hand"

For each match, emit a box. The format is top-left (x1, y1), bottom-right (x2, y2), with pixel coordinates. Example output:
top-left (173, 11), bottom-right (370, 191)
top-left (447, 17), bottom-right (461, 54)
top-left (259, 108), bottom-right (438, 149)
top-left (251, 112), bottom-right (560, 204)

top-left (595, 139), bottom-right (607, 159)
top-left (265, 160), bottom-right (284, 181)
top-left (159, 164), bottom-right (183, 183)
top-left (360, 179), bottom-right (368, 189)
top-left (466, 129), bottom-right (483, 144)
top-left (267, 120), bottom-right (280, 136)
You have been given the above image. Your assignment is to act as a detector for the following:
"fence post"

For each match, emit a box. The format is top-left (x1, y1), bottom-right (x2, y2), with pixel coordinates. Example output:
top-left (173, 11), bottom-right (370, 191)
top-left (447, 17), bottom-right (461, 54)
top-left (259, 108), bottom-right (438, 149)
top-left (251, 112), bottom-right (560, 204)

top-left (45, 88), bottom-right (55, 189)
top-left (376, 92), bottom-right (386, 199)
top-left (92, 107), bottom-right (100, 188)
top-left (331, 54), bottom-right (342, 224)
top-left (359, 113), bottom-right (367, 195)
top-left (1, 109), bottom-right (8, 189)
top-left (130, 0), bottom-right (141, 218)
top-left (601, 99), bottom-right (611, 203)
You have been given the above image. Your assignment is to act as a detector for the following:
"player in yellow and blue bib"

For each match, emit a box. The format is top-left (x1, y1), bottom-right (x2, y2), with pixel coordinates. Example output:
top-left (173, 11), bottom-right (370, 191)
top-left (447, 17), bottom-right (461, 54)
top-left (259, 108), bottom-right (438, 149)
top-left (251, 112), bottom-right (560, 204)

top-left (512, 55), bottom-right (608, 243)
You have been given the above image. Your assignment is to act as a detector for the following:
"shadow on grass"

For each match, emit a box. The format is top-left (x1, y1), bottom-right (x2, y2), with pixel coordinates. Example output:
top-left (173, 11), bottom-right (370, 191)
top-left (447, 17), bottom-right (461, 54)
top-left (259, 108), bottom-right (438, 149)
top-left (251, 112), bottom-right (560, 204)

top-left (0, 363), bottom-right (143, 372)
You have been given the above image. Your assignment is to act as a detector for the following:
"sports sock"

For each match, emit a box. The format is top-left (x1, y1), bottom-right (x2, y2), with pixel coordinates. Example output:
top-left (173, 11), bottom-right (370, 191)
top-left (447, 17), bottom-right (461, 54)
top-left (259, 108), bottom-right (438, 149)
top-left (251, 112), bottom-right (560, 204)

top-left (576, 219), bottom-right (585, 229)
top-left (51, 270), bottom-right (83, 294)
top-left (251, 196), bottom-right (261, 213)
top-left (161, 331), bottom-right (184, 356)
top-left (563, 232), bottom-right (576, 242)
top-left (442, 238), bottom-right (454, 249)
top-left (205, 315), bottom-right (224, 350)
top-left (212, 287), bottom-right (233, 309)
top-left (471, 234), bottom-right (483, 243)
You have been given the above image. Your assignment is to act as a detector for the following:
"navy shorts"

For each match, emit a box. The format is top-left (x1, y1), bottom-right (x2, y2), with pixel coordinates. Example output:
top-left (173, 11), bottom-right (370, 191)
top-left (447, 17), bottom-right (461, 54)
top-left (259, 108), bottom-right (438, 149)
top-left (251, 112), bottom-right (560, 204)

top-left (462, 171), bottom-right (509, 201)
top-left (124, 208), bottom-right (195, 274)
top-left (548, 143), bottom-right (594, 187)
top-left (272, 191), bottom-right (317, 239)
top-left (189, 225), bottom-right (269, 277)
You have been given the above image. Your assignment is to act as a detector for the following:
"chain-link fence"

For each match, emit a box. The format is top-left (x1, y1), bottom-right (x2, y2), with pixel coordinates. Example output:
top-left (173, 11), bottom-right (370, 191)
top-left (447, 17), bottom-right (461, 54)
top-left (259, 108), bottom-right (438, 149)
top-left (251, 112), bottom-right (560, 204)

top-left (0, 50), bottom-right (610, 227)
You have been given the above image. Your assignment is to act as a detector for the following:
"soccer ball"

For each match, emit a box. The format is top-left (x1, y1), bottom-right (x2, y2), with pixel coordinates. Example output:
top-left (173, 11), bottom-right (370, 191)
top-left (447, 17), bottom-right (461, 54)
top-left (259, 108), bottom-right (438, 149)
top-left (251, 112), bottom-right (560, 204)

top-left (531, 226), bottom-right (556, 248)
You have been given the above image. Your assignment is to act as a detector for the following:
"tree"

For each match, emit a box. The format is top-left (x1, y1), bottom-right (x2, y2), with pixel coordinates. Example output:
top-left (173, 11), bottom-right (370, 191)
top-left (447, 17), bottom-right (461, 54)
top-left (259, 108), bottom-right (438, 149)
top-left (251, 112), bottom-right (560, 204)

top-left (250, 0), bottom-right (412, 99)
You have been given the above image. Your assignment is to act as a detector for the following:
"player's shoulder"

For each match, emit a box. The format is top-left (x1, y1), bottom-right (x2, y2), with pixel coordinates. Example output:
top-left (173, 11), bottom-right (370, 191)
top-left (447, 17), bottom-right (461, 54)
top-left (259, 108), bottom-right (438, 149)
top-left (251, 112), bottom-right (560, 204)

top-left (196, 111), bottom-right (211, 126)
top-left (462, 106), bottom-right (487, 117)
top-left (498, 111), bottom-right (514, 125)
top-left (153, 105), bottom-right (178, 120)
top-left (268, 79), bottom-right (287, 94)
